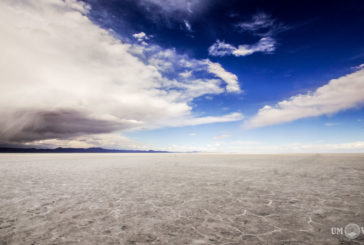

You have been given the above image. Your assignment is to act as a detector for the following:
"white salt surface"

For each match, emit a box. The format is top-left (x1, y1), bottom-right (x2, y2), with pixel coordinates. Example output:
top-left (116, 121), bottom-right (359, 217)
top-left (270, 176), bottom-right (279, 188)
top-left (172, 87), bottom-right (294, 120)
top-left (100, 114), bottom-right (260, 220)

top-left (0, 153), bottom-right (363, 244)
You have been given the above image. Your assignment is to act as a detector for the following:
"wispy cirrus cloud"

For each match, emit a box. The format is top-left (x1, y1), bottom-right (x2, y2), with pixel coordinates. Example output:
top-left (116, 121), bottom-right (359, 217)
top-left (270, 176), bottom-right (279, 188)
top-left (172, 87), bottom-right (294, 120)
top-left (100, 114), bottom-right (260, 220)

top-left (137, 0), bottom-right (214, 27)
top-left (244, 66), bottom-right (364, 128)
top-left (209, 12), bottom-right (286, 57)
top-left (208, 40), bottom-right (236, 56)
top-left (236, 12), bottom-right (287, 37)
top-left (0, 0), bottom-right (242, 147)
top-left (140, 0), bottom-right (209, 15)
top-left (209, 37), bottom-right (275, 57)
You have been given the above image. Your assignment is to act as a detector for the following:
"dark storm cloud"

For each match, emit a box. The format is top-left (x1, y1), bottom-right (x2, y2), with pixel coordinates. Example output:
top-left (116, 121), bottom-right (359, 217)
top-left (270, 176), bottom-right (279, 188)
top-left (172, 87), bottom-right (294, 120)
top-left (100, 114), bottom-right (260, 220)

top-left (0, 110), bottom-right (129, 143)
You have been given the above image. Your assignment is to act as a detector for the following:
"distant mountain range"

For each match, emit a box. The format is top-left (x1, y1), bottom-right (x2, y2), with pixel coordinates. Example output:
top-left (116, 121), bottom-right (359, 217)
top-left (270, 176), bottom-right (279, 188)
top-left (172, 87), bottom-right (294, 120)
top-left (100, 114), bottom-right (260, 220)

top-left (0, 147), bottom-right (168, 153)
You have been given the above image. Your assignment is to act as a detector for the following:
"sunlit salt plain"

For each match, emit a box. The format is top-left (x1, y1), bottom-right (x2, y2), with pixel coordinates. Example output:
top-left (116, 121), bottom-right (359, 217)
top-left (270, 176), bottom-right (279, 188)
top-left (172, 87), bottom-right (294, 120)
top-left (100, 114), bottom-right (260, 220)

top-left (0, 154), bottom-right (363, 245)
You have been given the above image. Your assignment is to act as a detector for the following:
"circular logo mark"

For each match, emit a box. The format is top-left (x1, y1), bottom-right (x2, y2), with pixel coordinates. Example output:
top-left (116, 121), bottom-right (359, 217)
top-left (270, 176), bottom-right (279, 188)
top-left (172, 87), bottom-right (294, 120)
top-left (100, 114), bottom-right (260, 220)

top-left (344, 223), bottom-right (361, 240)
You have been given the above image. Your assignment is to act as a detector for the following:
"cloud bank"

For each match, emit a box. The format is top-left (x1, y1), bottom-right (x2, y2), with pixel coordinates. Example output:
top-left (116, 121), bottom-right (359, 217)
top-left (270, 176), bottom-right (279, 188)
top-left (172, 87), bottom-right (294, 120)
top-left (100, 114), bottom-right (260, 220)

top-left (0, 0), bottom-right (242, 147)
top-left (245, 67), bottom-right (364, 128)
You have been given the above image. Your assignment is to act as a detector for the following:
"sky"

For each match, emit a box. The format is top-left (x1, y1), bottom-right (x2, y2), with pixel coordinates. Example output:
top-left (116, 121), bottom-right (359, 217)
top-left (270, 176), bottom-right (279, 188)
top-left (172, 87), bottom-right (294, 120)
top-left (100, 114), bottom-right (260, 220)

top-left (0, 0), bottom-right (364, 152)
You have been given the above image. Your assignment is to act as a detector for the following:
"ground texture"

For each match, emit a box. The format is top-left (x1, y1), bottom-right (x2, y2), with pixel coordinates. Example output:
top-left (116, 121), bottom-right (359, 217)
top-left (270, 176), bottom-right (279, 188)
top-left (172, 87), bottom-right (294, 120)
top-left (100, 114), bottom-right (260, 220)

top-left (0, 154), bottom-right (363, 244)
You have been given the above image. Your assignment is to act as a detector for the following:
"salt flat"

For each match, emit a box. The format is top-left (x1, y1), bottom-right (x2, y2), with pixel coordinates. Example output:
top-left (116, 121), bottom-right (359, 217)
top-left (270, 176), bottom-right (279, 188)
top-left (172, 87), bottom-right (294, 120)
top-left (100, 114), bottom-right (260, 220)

top-left (0, 154), bottom-right (363, 245)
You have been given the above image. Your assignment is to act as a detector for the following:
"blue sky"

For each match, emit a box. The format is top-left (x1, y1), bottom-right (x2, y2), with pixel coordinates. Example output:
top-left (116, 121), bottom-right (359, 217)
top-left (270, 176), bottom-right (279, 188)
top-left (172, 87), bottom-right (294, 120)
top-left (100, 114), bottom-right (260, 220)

top-left (0, 0), bottom-right (364, 152)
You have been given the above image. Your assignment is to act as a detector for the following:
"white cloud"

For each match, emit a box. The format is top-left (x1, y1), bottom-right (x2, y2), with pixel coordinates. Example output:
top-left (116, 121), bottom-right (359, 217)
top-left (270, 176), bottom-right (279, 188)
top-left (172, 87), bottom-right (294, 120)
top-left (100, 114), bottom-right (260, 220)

top-left (208, 40), bottom-right (236, 56)
top-left (233, 37), bottom-right (275, 56)
top-left (352, 63), bottom-right (364, 71)
top-left (208, 37), bottom-right (275, 57)
top-left (209, 12), bottom-right (285, 58)
top-left (179, 70), bottom-right (192, 78)
top-left (245, 67), bottom-right (364, 128)
top-left (133, 32), bottom-right (150, 45)
top-left (0, 0), bottom-right (242, 147)
top-left (205, 60), bottom-right (241, 92)
top-left (162, 113), bottom-right (244, 127)
top-left (133, 32), bottom-right (147, 40)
